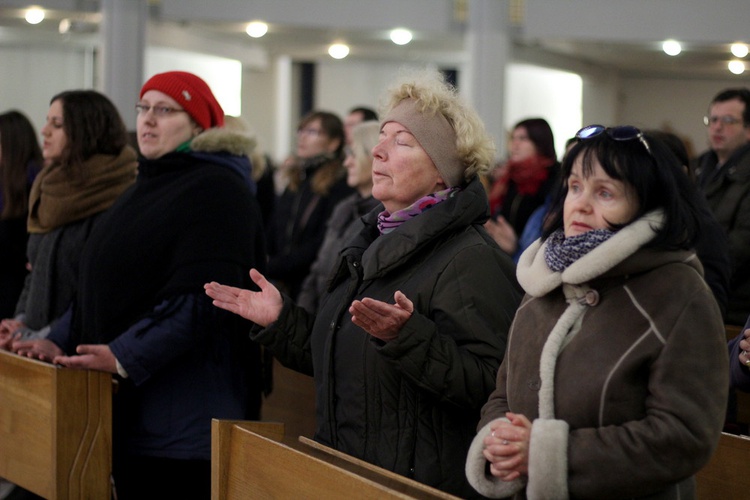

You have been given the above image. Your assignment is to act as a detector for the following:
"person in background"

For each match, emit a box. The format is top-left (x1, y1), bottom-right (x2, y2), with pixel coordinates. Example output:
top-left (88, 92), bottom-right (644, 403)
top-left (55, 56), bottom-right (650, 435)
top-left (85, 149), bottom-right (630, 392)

top-left (265, 110), bottom-right (354, 300)
top-left (0, 110), bottom-right (42, 318)
top-left (218, 115), bottom-right (275, 229)
top-left (485, 118), bottom-right (559, 258)
top-left (297, 120), bottom-right (380, 313)
top-left (648, 129), bottom-right (731, 318)
top-left (205, 69), bottom-right (521, 498)
top-left (0, 91), bottom-right (137, 349)
top-left (344, 105), bottom-right (378, 144)
top-left (13, 71), bottom-right (266, 500)
top-left (693, 87), bottom-right (750, 326)
top-left (466, 125), bottom-right (728, 499)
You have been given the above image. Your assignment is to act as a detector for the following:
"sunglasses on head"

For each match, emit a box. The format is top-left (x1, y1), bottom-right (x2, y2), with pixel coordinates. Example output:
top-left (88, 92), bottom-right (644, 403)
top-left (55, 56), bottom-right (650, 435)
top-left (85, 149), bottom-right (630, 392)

top-left (576, 124), bottom-right (653, 156)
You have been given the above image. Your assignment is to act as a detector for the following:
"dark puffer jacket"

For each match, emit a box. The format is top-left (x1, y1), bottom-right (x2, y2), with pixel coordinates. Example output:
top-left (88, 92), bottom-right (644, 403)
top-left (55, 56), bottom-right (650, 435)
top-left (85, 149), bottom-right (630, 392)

top-left (252, 176), bottom-right (521, 497)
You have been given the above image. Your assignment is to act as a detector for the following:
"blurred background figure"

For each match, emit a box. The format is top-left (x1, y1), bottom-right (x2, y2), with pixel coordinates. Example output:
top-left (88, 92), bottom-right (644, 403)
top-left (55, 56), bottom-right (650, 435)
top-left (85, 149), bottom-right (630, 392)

top-left (218, 115), bottom-right (275, 230)
top-left (343, 105), bottom-right (378, 145)
top-left (485, 118), bottom-right (559, 258)
top-left (297, 120), bottom-right (380, 313)
top-left (265, 110), bottom-right (353, 300)
top-left (0, 110), bottom-right (42, 318)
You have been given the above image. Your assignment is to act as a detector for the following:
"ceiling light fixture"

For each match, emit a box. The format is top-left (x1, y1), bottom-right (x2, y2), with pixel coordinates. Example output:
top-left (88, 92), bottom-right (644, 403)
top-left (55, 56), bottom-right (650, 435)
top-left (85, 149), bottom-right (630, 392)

top-left (58, 18), bottom-right (71, 34)
top-left (25, 7), bottom-right (45, 25)
top-left (662, 39), bottom-right (681, 56)
top-left (328, 43), bottom-right (349, 59)
top-left (245, 21), bottom-right (268, 38)
top-left (390, 28), bottom-right (413, 46)
top-left (729, 60), bottom-right (746, 75)
top-left (731, 43), bottom-right (749, 58)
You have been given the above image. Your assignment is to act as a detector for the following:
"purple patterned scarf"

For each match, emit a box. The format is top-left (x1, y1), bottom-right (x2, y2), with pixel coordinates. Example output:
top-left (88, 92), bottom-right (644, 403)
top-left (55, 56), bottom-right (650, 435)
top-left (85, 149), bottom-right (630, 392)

top-left (377, 186), bottom-right (460, 235)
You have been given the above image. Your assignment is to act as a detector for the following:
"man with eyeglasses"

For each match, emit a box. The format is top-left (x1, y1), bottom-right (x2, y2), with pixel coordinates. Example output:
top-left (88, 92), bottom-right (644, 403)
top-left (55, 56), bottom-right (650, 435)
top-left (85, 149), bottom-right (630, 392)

top-left (694, 87), bottom-right (750, 326)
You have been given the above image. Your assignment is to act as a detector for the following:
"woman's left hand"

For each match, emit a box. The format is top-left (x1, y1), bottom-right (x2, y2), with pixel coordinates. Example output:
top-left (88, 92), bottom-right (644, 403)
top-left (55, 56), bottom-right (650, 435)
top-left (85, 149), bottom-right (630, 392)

top-left (482, 412), bottom-right (532, 481)
top-left (350, 290), bottom-right (414, 342)
top-left (52, 344), bottom-right (118, 374)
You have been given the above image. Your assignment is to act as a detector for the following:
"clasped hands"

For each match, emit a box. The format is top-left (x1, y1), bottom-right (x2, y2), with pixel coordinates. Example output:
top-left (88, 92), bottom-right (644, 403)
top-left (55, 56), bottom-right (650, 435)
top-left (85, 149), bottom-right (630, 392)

top-left (483, 412), bottom-right (532, 482)
top-left (205, 268), bottom-right (414, 342)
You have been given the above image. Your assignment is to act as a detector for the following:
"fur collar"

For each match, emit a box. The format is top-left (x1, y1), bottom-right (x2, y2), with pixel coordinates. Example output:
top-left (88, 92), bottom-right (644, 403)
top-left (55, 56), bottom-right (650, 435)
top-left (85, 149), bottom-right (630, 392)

top-left (517, 211), bottom-right (664, 297)
top-left (190, 126), bottom-right (257, 157)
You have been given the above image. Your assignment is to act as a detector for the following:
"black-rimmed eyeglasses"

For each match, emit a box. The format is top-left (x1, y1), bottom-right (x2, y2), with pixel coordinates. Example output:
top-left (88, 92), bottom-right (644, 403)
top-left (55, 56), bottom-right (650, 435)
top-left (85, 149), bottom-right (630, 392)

top-left (576, 124), bottom-right (652, 156)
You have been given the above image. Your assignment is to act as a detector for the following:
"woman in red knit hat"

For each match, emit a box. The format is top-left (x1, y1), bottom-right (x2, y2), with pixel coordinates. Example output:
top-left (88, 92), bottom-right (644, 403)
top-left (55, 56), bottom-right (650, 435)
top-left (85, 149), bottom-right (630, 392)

top-left (15, 71), bottom-right (266, 500)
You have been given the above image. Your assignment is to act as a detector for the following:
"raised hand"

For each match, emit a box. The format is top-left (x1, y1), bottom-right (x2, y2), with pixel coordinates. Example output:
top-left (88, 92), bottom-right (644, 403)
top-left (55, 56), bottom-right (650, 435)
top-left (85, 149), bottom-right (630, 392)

top-left (204, 268), bottom-right (283, 327)
top-left (349, 290), bottom-right (414, 342)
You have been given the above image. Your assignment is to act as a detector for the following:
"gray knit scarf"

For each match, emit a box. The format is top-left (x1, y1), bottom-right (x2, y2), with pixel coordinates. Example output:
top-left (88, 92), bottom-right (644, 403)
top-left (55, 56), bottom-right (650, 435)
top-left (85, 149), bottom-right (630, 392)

top-left (544, 228), bottom-right (615, 272)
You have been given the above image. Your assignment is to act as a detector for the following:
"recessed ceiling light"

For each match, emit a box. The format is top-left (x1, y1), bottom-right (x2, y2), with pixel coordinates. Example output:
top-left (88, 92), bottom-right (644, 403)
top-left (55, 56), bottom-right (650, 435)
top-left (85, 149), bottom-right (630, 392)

top-left (328, 43), bottom-right (349, 59)
top-left (662, 39), bottom-right (682, 56)
top-left (729, 60), bottom-right (745, 75)
top-left (731, 43), bottom-right (749, 58)
top-left (25, 7), bottom-right (45, 25)
top-left (245, 21), bottom-right (268, 38)
top-left (390, 28), bottom-right (413, 46)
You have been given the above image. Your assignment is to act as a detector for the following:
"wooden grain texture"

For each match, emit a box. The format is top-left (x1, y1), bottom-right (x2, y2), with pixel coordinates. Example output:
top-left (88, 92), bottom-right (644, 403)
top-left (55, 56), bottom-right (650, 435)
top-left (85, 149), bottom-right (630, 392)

top-left (0, 350), bottom-right (112, 500)
top-left (696, 432), bottom-right (750, 500)
top-left (211, 420), bottom-right (460, 500)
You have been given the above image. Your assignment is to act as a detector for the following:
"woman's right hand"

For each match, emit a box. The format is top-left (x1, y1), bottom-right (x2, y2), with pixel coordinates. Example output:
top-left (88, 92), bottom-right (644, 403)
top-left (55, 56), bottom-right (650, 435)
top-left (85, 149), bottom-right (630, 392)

top-left (204, 268), bottom-right (282, 327)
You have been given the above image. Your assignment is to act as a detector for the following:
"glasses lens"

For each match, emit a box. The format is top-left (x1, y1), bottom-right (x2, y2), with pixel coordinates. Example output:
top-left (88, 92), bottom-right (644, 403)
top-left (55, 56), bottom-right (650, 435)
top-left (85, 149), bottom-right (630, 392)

top-left (576, 124), bottom-right (605, 140)
top-left (608, 125), bottom-right (640, 141)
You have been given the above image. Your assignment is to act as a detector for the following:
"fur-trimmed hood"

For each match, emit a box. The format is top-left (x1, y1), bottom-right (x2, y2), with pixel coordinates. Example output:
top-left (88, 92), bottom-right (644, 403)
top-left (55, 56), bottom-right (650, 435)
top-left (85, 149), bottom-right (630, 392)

top-left (190, 126), bottom-right (257, 157)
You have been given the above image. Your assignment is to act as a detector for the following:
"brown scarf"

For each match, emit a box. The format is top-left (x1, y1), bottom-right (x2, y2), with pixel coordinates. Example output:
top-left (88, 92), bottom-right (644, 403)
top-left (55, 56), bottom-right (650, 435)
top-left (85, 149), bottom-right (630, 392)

top-left (27, 145), bottom-right (138, 233)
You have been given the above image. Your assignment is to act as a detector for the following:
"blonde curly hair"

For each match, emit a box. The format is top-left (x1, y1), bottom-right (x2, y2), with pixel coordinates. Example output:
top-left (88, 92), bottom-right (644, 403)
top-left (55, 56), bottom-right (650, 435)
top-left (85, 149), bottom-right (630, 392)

top-left (378, 68), bottom-right (496, 183)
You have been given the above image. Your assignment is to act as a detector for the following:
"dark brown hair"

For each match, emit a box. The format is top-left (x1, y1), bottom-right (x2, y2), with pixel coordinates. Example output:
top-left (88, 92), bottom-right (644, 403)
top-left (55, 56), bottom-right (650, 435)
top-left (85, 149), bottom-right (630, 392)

top-left (0, 110), bottom-right (42, 219)
top-left (50, 90), bottom-right (129, 174)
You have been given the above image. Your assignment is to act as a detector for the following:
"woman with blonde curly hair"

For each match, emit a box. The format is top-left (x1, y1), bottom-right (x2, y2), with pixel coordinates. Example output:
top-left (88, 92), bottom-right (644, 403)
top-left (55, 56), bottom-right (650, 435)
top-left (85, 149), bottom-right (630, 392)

top-left (205, 68), bottom-right (521, 497)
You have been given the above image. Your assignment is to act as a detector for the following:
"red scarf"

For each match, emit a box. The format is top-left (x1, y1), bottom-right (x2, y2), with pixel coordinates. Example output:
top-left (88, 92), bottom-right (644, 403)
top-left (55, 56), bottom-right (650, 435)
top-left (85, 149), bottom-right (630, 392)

top-left (489, 155), bottom-right (553, 214)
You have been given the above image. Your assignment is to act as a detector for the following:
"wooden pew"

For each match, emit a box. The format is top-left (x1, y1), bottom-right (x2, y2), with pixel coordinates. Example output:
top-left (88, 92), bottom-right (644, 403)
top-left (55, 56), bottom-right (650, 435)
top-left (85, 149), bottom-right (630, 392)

top-left (696, 432), bottom-right (750, 499)
top-left (0, 350), bottom-right (112, 500)
top-left (211, 420), bottom-right (459, 499)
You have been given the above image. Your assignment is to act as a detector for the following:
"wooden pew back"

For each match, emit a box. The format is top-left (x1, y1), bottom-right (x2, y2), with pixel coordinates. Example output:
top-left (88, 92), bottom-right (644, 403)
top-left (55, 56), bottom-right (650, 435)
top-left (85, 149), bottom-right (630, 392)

top-left (211, 420), bottom-right (459, 499)
top-left (0, 350), bottom-right (112, 500)
top-left (696, 432), bottom-right (750, 499)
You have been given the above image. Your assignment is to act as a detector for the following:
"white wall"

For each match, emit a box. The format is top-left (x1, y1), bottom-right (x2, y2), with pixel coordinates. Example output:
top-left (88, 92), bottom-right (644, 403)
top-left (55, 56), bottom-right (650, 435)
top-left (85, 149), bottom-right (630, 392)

top-left (0, 45), bottom-right (94, 133)
top-left (505, 64), bottom-right (582, 160)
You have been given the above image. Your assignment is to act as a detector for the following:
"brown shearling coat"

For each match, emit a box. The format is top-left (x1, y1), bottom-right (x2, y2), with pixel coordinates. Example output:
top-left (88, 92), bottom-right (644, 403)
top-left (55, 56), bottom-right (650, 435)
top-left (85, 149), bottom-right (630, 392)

top-left (466, 212), bottom-right (729, 500)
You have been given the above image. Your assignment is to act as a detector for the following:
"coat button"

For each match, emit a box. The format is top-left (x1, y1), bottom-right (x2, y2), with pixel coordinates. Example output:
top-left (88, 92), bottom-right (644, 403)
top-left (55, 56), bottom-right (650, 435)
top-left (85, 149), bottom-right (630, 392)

top-left (584, 290), bottom-right (600, 306)
top-left (528, 379), bottom-right (540, 390)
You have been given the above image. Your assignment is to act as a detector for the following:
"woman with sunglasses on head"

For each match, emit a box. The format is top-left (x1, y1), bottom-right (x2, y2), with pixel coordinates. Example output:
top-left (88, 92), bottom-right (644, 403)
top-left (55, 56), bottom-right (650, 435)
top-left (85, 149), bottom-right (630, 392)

top-left (466, 125), bottom-right (728, 499)
top-left (13, 71), bottom-right (266, 500)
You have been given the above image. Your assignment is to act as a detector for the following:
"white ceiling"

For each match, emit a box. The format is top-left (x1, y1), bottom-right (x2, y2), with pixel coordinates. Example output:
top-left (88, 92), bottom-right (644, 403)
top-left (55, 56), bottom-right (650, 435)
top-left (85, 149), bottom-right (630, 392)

top-left (0, 2), bottom-right (748, 80)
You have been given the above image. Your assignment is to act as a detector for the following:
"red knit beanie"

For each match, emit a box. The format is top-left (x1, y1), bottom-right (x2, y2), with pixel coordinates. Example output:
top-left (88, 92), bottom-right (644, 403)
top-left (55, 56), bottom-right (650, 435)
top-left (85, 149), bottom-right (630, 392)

top-left (140, 71), bottom-right (224, 130)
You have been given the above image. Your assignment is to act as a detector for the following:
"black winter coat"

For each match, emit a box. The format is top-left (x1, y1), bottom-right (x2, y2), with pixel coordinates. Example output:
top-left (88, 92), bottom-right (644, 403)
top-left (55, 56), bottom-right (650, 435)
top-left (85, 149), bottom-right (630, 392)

top-left (253, 177), bottom-right (521, 497)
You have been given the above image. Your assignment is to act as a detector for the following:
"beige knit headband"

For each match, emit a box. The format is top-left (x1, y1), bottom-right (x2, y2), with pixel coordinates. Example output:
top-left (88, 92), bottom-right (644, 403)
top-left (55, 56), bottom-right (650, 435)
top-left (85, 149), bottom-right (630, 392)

top-left (382, 98), bottom-right (464, 187)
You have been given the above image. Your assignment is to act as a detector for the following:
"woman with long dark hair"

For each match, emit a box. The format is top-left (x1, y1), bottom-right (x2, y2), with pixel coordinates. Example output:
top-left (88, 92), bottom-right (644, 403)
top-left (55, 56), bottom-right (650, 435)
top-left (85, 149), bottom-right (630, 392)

top-left (0, 91), bottom-right (137, 347)
top-left (0, 110), bottom-right (42, 318)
